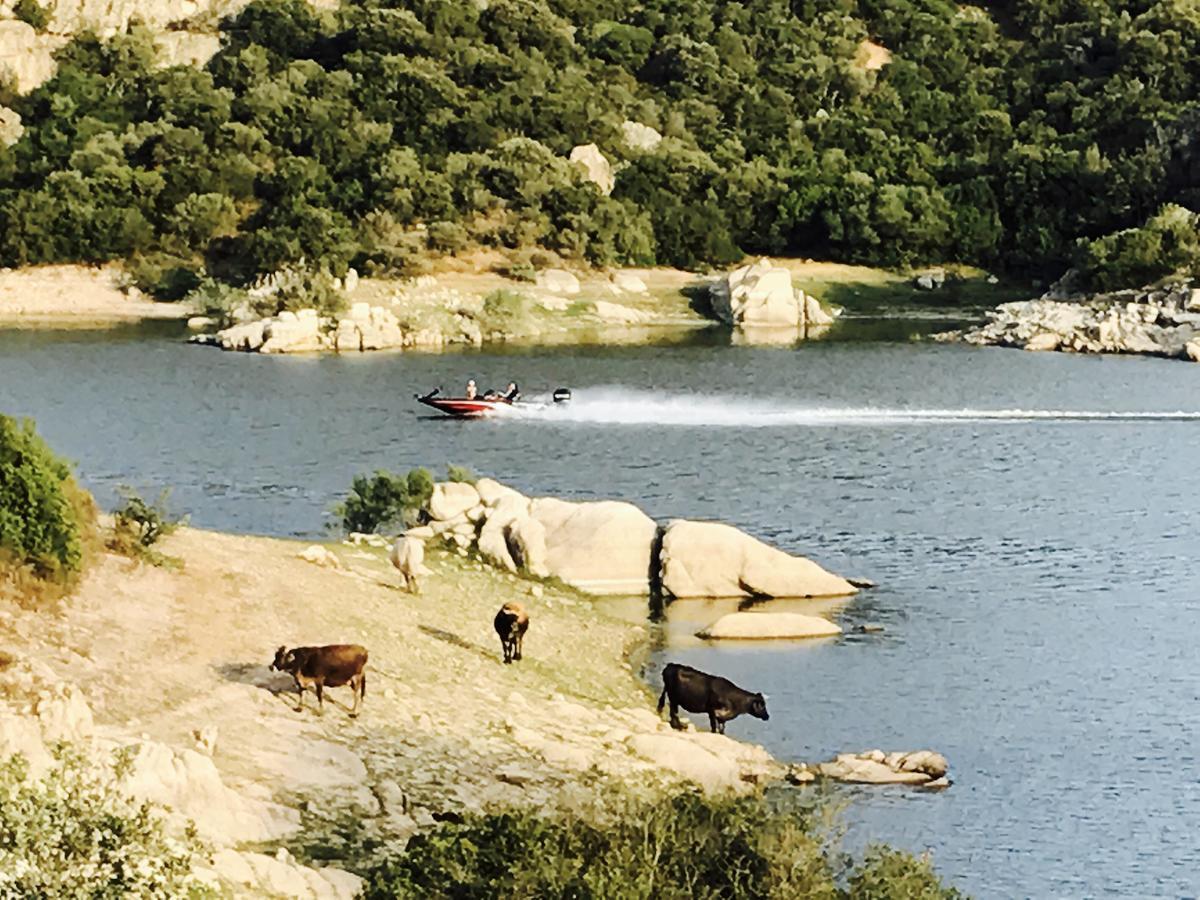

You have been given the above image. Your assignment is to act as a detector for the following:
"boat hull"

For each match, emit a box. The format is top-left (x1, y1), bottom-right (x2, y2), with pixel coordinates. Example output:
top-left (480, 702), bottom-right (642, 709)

top-left (417, 396), bottom-right (514, 418)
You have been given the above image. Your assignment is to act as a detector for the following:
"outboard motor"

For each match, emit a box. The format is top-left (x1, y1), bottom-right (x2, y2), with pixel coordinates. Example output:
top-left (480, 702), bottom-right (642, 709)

top-left (552, 387), bottom-right (572, 404)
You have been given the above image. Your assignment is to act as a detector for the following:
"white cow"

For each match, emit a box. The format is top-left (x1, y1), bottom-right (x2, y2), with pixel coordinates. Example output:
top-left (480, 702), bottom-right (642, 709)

top-left (390, 536), bottom-right (429, 594)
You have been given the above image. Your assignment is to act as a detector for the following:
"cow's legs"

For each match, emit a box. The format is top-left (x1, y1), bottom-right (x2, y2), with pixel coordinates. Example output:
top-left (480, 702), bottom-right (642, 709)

top-left (502, 638), bottom-right (512, 664)
top-left (349, 675), bottom-right (362, 717)
top-left (293, 677), bottom-right (306, 712)
top-left (669, 699), bottom-right (683, 730)
top-left (409, 574), bottom-right (420, 595)
top-left (315, 682), bottom-right (324, 715)
top-left (708, 712), bottom-right (719, 733)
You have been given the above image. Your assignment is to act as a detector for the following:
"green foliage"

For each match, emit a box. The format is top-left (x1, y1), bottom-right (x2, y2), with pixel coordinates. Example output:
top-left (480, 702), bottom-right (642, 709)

top-left (1076, 204), bottom-right (1200, 291)
top-left (107, 486), bottom-right (185, 567)
top-left (0, 415), bottom-right (96, 588)
top-left (360, 790), bottom-right (961, 900)
top-left (13, 0), bottom-right (50, 31)
top-left (3, 1), bottom-right (1200, 285)
top-left (334, 467), bottom-right (433, 534)
top-left (480, 289), bottom-right (535, 335)
top-left (445, 463), bottom-right (475, 484)
top-left (0, 746), bottom-right (209, 897)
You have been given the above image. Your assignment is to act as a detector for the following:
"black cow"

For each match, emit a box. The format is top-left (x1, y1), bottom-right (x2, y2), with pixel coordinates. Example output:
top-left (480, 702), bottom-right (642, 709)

top-left (656, 663), bottom-right (769, 734)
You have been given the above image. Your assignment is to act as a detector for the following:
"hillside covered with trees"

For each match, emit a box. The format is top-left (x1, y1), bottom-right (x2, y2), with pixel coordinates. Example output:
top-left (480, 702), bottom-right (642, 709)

top-left (2, 0), bottom-right (1200, 296)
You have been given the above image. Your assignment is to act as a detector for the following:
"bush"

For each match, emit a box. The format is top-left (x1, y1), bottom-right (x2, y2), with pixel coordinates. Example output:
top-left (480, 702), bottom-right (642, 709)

top-left (1076, 204), bottom-right (1200, 291)
top-left (13, 0), bottom-right (50, 31)
top-left (0, 415), bottom-right (97, 592)
top-left (333, 467), bottom-right (433, 534)
top-left (107, 487), bottom-right (185, 567)
top-left (445, 463), bottom-right (475, 484)
top-left (480, 289), bottom-right (534, 335)
top-left (125, 252), bottom-right (203, 301)
top-left (360, 790), bottom-right (961, 900)
top-left (0, 746), bottom-right (208, 896)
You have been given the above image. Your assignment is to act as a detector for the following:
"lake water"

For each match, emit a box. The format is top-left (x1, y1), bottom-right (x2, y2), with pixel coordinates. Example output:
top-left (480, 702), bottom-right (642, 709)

top-left (2, 321), bottom-right (1199, 897)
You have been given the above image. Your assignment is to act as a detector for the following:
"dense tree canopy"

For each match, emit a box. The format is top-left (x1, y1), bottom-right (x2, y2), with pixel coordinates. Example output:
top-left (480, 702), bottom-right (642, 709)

top-left (2, 0), bottom-right (1200, 291)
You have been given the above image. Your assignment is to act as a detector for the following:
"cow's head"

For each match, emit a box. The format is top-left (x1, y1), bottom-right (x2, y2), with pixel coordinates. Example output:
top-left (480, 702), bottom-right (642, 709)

top-left (749, 693), bottom-right (769, 721)
top-left (270, 646), bottom-right (291, 671)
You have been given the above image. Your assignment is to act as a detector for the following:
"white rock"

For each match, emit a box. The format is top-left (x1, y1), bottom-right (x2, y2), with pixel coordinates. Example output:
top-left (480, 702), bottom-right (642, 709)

top-left (428, 482), bottom-right (481, 521)
top-left (592, 300), bottom-right (651, 324)
top-left (186, 316), bottom-right (215, 331)
top-left (298, 545), bottom-right (343, 569)
top-left (475, 478), bottom-right (527, 507)
top-left (569, 143), bottom-right (614, 195)
top-left (660, 520), bottom-right (856, 599)
top-left (1024, 332), bottom-right (1061, 351)
top-left (612, 272), bottom-right (647, 293)
top-left (0, 105), bottom-right (21, 148)
top-left (621, 120), bottom-right (663, 151)
top-left (711, 259), bottom-right (801, 328)
top-left (536, 269), bottom-right (581, 295)
top-left (698, 612), bottom-right (841, 640)
top-left (506, 515), bottom-right (550, 578)
top-left (530, 497), bottom-right (657, 594)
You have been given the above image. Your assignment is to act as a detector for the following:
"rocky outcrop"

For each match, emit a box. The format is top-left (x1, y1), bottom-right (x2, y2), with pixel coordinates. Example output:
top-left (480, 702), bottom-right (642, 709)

top-left (698, 612), bottom-right (841, 640)
top-left (659, 520), bottom-right (857, 599)
top-left (0, 104), bottom-right (21, 147)
top-left (803, 749), bottom-right (950, 787)
top-left (710, 258), bottom-right (836, 333)
top-left (591, 299), bottom-right (652, 324)
top-left (193, 302), bottom-right (451, 353)
top-left (947, 281), bottom-right (1200, 361)
top-left (612, 271), bottom-right (648, 293)
top-left (621, 120), bottom-right (662, 152)
top-left (569, 143), bottom-right (614, 195)
top-left (0, 661), bottom-right (361, 896)
top-left (530, 497), bottom-right (658, 594)
top-left (419, 481), bottom-right (856, 602)
top-left (535, 268), bottom-right (581, 295)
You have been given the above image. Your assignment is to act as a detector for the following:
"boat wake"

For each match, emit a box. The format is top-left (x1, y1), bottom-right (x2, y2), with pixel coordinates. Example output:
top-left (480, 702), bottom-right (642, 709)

top-left (512, 388), bottom-right (1200, 427)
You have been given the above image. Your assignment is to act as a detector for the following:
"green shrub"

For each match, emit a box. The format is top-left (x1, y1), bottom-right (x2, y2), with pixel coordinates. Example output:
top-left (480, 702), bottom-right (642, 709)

top-left (125, 252), bottom-right (203, 301)
top-left (1076, 204), bottom-right (1200, 291)
top-left (360, 790), bottom-right (962, 900)
top-left (0, 746), bottom-right (209, 897)
top-left (107, 487), bottom-right (185, 567)
top-left (185, 278), bottom-right (252, 327)
top-left (0, 415), bottom-right (96, 591)
top-left (481, 289), bottom-right (534, 335)
top-left (445, 463), bottom-right (475, 484)
top-left (13, 0), bottom-right (50, 31)
top-left (333, 467), bottom-right (433, 534)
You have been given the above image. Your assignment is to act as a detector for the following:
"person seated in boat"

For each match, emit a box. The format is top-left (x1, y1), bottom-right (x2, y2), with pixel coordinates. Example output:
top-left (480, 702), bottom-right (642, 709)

top-left (465, 379), bottom-right (477, 399)
top-left (504, 382), bottom-right (520, 401)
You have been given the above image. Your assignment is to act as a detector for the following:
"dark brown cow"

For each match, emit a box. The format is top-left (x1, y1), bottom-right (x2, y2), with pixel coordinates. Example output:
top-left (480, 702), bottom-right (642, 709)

top-left (271, 644), bottom-right (368, 717)
top-left (657, 663), bottom-right (769, 734)
top-left (493, 602), bottom-right (529, 664)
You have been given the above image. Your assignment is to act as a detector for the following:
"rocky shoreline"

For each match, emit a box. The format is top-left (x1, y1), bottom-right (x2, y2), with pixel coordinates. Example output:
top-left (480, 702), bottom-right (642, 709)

top-left (939, 280), bottom-right (1200, 361)
top-left (0, 482), bottom-right (947, 895)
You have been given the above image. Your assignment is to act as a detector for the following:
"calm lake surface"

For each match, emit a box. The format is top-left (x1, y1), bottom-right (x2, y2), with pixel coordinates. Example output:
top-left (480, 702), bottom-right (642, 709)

top-left (3, 320), bottom-right (1199, 897)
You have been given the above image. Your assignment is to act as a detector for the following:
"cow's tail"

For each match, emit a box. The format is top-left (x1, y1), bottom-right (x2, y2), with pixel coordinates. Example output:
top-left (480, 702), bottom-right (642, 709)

top-left (361, 670), bottom-right (367, 700)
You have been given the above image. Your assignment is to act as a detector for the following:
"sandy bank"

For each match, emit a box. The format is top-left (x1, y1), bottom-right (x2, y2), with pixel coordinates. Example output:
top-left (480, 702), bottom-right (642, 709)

top-left (0, 526), bottom-right (785, 887)
top-left (0, 265), bottom-right (191, 324)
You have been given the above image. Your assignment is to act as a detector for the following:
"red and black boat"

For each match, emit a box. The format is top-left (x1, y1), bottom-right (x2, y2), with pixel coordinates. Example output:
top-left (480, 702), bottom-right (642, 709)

top-left (415, 386), bottom-right (571, 418)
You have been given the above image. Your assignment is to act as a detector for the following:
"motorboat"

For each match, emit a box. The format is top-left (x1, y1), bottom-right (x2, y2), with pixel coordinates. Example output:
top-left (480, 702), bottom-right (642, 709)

top-left (415, 387), bottom-right (571, 418)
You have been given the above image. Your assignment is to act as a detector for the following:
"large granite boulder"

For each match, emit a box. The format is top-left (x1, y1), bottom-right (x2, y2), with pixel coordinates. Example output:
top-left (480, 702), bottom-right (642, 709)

top-left (711, 259), bottom-right (800, 328)
top-left (478, 494), bottom-right (531, 572)
top-left (506, 515), bottom-right (550, 578)
top-left (659, 520), bottom-right (856, 599)
top-left (529, 497), bottom-right (657, 594)
top-left (536, 269), bottom-right (581, 295)
top-left (428, 482), bottom-right (481, 522)
top-left (569, 143), bottom-right (614, 195)
top-left (698, 612), bottom-right (841, 640)
top-left (814, 749), bottom-right (949, 786)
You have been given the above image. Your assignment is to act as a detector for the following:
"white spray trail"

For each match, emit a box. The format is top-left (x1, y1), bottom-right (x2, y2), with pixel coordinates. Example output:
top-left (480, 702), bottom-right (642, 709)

top-left (510, 388), bottom-right (1200, 427)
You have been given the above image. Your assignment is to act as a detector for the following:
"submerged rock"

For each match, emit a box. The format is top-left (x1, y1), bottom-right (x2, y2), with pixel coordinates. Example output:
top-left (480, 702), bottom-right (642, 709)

top-left (698, 612), bottom-right (841, 640)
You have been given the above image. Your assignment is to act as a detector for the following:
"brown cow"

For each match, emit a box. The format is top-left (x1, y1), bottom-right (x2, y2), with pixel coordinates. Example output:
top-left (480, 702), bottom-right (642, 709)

top-left (271, 644), bottom-right (368, 717)
top-left (493, 602), bottom-right (529, 664)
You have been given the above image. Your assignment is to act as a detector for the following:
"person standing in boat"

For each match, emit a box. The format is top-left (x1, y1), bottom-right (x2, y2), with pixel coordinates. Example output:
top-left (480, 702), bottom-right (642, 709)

top-left (465, 379), bottom-right (477, 399)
